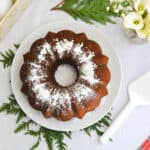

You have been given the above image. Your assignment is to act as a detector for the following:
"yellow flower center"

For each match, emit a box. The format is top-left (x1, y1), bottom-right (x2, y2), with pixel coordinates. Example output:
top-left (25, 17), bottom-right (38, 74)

top-left (134, 20), bottom-right (140, 25)
top-left (138, 3), bottom-right (144, 11)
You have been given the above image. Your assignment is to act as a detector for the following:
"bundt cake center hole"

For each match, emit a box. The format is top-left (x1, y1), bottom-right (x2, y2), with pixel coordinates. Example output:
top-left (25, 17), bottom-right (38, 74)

top-left (54, 64), bottom-right (77, 87)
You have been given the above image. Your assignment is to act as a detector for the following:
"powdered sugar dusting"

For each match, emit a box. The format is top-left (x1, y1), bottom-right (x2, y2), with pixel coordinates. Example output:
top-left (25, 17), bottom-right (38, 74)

top-left (71, 43), bottom-right (99, 84)
top-left (25, 38), bottom-right (101, 111)
top-left (34, 84), bottom-right (72, 110)
top-left (54, 39), bottom-right (100, 85)
top-left (50, 89), bottom-right (71, 110)
top-left (73, 43), bottom-right (94, 63)
top-left (37, 42), bottom-right (54, 61)
top-left (27, 63), bottom-right (46, 81)
top-left (54, 39), bottom-right (74, 58)
top-left (27, 63), bottom-right (72, 110)
top-left (33, 84), bottom-right (52, 101)
top-left (72, 83), bottom-right (96, 102)
top-left (80, 62), bottom-right (99, 84)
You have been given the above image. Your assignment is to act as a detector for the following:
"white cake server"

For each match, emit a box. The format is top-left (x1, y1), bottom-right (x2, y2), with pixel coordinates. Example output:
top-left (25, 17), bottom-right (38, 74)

top-left (100, 72), bottom-right (150, 144)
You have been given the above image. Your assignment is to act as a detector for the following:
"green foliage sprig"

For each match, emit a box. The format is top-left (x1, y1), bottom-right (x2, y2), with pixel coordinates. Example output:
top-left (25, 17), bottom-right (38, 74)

top-left (0, 94), bottom-right (112, 150)
top-left (52, 0), bottom-right (134, 25)
top-left (0, 44), bottom-right (19, 68)
top-left (83, 112), bottom-right (112, 136)
top-left (0, 95), bottom-right (72, 150)
top-left (52, 0), bottom-right (117, 25)
top-left (0, 94), bottom-right (26, 123)
top-left (0, 49), bottom-right (15, 68)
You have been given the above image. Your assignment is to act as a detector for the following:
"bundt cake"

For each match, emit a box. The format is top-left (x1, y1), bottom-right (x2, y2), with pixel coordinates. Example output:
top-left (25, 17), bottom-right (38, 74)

top-left (20, 30), bottom-right (111, 121)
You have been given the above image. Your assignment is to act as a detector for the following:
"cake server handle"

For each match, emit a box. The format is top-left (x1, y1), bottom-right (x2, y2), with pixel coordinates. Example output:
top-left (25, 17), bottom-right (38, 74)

top-left (100, 100), bottom-right (136, 144)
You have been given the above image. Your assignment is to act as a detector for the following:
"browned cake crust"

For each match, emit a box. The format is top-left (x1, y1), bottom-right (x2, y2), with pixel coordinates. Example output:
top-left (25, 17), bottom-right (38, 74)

top-left (20, 30), bottom-right (111, 121)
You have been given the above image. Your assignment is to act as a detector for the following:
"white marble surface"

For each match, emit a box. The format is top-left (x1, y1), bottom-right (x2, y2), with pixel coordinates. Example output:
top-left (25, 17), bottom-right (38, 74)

top-left (0, 0), bottom-right (150, 150)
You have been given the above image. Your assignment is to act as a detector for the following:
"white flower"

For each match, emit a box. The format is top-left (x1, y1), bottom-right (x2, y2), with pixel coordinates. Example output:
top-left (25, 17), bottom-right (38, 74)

top-left (136, 29), bottom-right (147, 39)
top-left (136, 14), bottom-right (150, 39)
top-left (134, 0), bottom-right (150, 14)
top-left (124, 12), bottom-right (144, 30)
top-left (106, 6), bottom-right (110, 11)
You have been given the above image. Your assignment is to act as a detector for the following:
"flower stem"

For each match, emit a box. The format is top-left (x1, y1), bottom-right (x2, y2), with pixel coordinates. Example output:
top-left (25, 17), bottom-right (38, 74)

top-left (51, 0), bottom-right (64, 11)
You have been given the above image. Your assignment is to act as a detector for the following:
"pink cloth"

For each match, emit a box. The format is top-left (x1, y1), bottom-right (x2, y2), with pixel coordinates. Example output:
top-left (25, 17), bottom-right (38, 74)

top-left (140, 137), bottom-right (150, 150)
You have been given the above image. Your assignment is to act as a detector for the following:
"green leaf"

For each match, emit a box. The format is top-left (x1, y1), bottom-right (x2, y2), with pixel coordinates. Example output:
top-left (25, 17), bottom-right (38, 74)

top-left (25, 130), bottom-right (40, 137)
top-left (53, 0), bottom-right (117, 25)
top-left (83, 127), bottom-right (91, 136)
top-left (42, 129), bottom-right (53, 150)
top-left (30, 137), bottom-right (40, 150)
top-left (0, 43), bottom-right (19, 68)
top-left (100, 118), bottom-right (110, 127)
top-left (83, 112), bottom-right (112, 137)
top-left (63, 131), bottom-right (72, 139)
top-left (16, 110), bottom-right (26, 123)
top-left (55, 133), bottom-right (67, 150)
top-left (95, 128), bottom-right (104, 136)
top-left (0, 97), bottom-right (19, 115)
top-left (0, 49), bottom-right (15, 68)
top-left (0, 93), bottom-right (113, 150)
top-left (14, 43), bottom-right (20, 49)
top-left (0, 103), bottom-right (10, 112)
top-left (14, 120), bottom-right (32, 133)
top-left (45, 135), bottom-right (53, 150)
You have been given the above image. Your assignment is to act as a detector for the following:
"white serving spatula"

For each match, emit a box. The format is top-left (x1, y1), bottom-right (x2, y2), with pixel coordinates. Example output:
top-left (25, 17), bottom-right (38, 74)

top-left (100, 72), bottom-right (150, 144)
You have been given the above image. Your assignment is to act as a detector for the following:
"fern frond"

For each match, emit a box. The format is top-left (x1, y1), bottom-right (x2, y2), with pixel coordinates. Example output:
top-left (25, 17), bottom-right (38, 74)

top-left (52, 0), bottom-right (117, 25)
top-left (0, 50), bottom-right (15, 68)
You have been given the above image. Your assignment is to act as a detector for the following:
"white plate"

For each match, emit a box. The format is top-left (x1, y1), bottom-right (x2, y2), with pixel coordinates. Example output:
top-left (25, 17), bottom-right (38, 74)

top-left (11, 21), bottom-right (122, 131)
